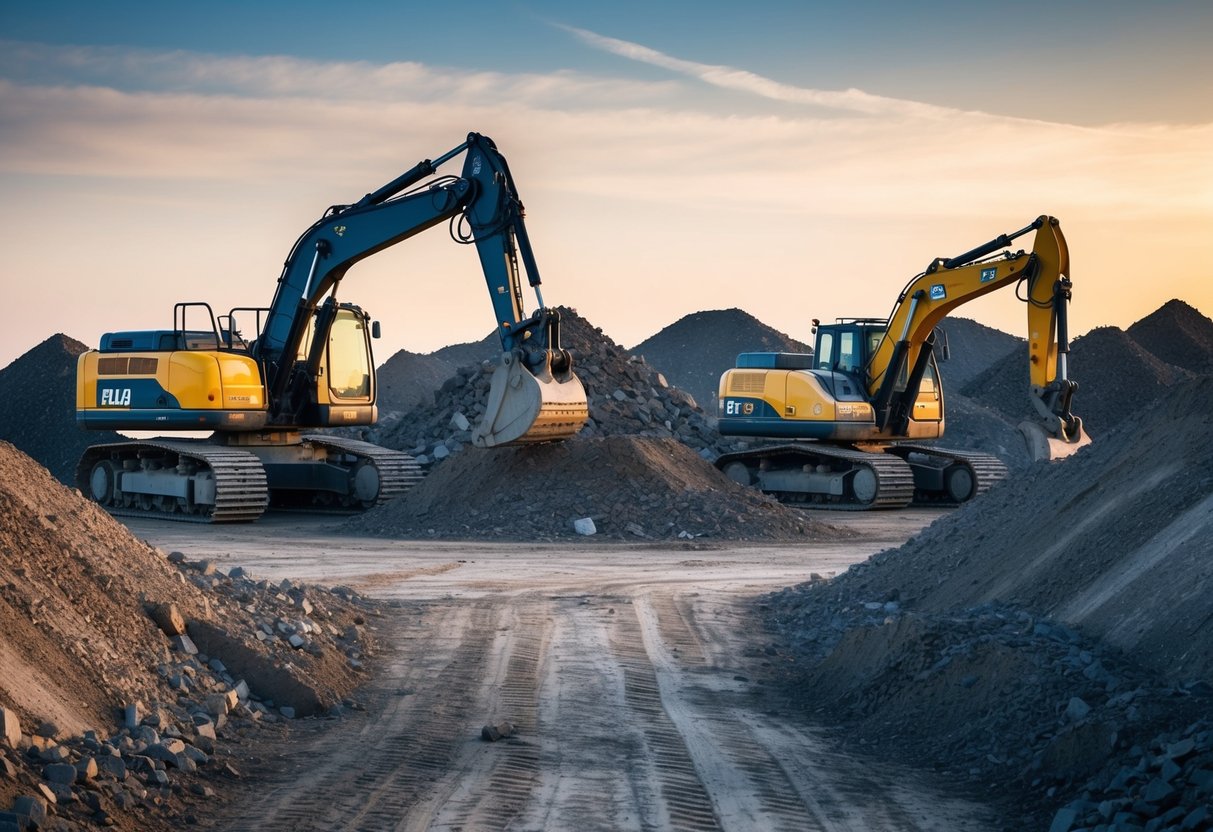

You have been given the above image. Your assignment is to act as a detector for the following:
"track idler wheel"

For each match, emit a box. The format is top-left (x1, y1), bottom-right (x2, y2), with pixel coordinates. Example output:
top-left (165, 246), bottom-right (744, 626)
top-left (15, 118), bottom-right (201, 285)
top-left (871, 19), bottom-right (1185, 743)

top-left (851, 466), bottom-right (878, 505)
top-left (944, 465), bottom-right (976, 502)
top-left (89, 460), bottom-right (120, 505)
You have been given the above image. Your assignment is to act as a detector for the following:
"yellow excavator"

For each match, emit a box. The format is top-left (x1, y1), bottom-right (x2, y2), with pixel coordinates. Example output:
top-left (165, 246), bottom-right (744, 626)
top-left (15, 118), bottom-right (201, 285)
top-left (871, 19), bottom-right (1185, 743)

top-left (75, 133), bottom-right (588, 522)
top-left (715, 215), bottom-right (1090, 509)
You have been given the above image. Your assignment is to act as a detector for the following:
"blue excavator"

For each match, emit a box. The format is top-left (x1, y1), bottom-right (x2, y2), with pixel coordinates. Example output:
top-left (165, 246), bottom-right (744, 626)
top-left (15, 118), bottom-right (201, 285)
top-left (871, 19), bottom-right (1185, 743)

top-left (75, 133), bottom-right (588, 522)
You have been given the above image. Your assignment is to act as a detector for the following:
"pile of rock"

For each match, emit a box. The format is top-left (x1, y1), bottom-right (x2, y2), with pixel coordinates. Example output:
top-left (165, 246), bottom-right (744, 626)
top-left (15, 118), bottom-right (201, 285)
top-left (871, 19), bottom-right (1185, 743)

top-left (0, 441), bottom-right (378, 830)
top-left (1048, 719), bottom-right (1213, 831)
top-left (761, 376), bottom-right (1213, 825)
top-left (374, 309), bottom-right (743, 467)
top-left (344, 436), bottom-right (830, 542)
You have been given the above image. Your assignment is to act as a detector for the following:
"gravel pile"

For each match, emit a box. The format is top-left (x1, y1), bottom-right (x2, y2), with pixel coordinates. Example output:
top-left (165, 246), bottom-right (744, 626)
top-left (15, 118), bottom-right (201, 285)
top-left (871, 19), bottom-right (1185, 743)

top-left (630, 308), bottom-right (811, 415)
top-left (761, 376), bottom-right (1213, 827)
top-left (0, 334), bottom-right (122, 484)
top-left (1126, 299), bottom-right (1213, 375)
top-left (0, 441), bottom-right (379, 830)
top-left (962, 325), bottom-right (1195, 434)
top-left (374, 349), bottom-right (458, 416)
top-left (373, 308), bottom-right (741, 466)
top-left (934, 317), bottom-right (1022, 391)
top-left (343, 436), bottom-right (833, 542)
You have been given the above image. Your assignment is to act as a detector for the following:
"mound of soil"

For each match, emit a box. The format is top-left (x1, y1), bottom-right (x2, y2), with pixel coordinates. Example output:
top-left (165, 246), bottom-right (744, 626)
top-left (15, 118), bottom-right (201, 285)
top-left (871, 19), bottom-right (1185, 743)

top-left (762, 377), bottom-right (1213, 826)
top-left (0, 442), bottom-right (377, 829)
top-left (0, 334), bottom-right (122, 484)
top-left (375, 349), bottom-right (457, 415)
top-left (1126, 298), bottom-right (1213, 375)
top-left (934, 317), bottom-right (1022, 391)
top-left (374, 309), bottom-right (738, 465)
top-left (631, 309), bottom-right (811, 413)
top-left (962, 324), bottom-right (1193, 434)
top-left (427, 331), bottom-right (499, 370)
top-left (344, 436), bottom-right (830, 542)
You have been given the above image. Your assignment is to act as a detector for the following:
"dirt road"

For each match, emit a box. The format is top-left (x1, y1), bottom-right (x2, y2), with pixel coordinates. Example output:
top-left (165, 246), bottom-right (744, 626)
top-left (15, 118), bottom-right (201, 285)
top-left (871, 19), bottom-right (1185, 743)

top-left (125, 510), bottom-right (1004, 831)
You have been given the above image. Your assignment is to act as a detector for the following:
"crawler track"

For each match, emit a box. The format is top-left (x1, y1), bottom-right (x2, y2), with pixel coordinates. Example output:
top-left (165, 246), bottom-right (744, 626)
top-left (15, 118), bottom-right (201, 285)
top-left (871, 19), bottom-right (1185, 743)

top-left (300, 433), bottom-right (424, 507)
top-left (890, 444), bottom-right (1010, 504)
top-left (76, 439), bottom-right (268, 523)
top-left (717, 443), bottom-right (916, 510)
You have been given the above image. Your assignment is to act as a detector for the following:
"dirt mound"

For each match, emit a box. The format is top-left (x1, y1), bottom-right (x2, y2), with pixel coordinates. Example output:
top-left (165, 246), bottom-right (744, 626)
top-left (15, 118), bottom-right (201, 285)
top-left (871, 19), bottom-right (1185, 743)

top-left (0, 334), bottom-right (122, 484)
top-left (0, 442), bottom-right (377, 828)
top-left (344, 436), bottom-right (828, 541)
top-left (1126, 298), bottom-right (1213, 375)
top-left (428, 331), bottom-right (500, 369)
top-left (935, 317), bottom-right (1022, 391)
top-left (375, 349), bottom-right (457, 415)
top-left (374, 308), bottom-right (737, 465)
top-left (631, 309), bottom-right (811, 413)
top-left (962, 324), bottom-right (1193, 434)
top-left (762, 377), bottom-right (1213, 825)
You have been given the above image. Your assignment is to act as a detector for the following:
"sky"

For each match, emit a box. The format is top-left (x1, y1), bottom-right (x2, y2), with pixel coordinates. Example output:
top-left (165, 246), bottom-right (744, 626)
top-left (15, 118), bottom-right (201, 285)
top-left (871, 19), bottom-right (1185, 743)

top-left (1, 0), bottom-right (1211, 370)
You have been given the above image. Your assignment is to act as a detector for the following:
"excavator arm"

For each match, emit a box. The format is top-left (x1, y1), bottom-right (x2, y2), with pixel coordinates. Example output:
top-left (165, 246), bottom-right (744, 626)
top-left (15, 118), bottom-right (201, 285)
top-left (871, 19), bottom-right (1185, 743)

top-left (866, 215), bottom-right (1089, 460)
top-left (255, 132), bottom-right (586, 446)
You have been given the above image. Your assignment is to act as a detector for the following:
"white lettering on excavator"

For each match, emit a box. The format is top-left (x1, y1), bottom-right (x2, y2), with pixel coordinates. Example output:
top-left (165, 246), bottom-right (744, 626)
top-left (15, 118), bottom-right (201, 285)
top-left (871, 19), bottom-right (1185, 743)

top-left (472, 154), bottom-right (482, 175)
top-left (100, 388), bottom-right (132, 406)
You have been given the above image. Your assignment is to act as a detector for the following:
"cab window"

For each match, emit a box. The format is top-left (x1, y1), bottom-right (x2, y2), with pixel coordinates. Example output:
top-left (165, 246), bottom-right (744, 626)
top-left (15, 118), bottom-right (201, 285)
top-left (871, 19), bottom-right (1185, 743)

top-left (816, 332), bottom-right (834, 370)
top-left (327, 310), bottom-right (371, 399)
top-left (838, 331), bottom-right (860, 374)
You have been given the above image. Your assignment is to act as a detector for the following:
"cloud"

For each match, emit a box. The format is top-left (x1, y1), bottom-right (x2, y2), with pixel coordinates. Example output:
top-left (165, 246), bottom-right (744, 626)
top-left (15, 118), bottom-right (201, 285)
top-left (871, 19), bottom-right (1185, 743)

top-left (0, 39), bottom-right (679, 107)
top-left (557, 24), bottom-right (968, 120)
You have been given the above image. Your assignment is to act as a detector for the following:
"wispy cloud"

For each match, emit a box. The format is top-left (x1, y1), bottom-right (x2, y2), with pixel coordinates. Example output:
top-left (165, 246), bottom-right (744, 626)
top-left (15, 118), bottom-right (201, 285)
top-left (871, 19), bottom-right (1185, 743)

top-left (558, 24), bottom-right (975, 120)
top-left (0, 39), bottom-right (680, 106)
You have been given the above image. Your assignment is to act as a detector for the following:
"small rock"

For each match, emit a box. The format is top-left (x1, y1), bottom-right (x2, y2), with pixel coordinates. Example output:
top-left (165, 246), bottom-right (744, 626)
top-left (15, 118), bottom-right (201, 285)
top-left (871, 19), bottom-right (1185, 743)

top-left (34, 722), bottom-right (58, 740)
top-left (13, 794), bottom-right (50, 824)
top-left (43, 762), bottom-right (77, 784)
top-left (573, 517), bottom-right (597, 536)
top-left (148, 602), bottom-right (187, 637)
top-left (1065, 697), bottom-right (1091, 722)
top-left (75, 757), bottom-right (98, 782)
top-left (171, 634), bottom-right (199, 655)
top-left (0, 706), bottom-right (21, 748)
top-left (480, 721), bottom-right (517, 742)
top-left (279, 706), bottom-right (296, 719)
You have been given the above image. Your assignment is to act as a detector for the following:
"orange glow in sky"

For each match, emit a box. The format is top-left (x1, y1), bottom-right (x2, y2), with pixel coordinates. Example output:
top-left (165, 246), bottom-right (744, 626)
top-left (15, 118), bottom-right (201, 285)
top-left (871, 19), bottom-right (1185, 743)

top-left (1, 20), bottom-right (1210, 368)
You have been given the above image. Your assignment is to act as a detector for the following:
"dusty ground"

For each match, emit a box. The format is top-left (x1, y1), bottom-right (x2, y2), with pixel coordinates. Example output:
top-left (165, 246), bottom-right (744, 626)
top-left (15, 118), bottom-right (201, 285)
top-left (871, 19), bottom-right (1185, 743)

top-left (119, 508), bottom-right (1016, 831)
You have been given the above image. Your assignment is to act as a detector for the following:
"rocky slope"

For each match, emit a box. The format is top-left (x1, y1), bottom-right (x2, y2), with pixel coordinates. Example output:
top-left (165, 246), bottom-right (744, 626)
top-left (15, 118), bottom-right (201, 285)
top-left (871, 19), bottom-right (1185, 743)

top-left (762, 376), bottom-right (1213, 829)
top-left (0, 442), bottom-right (378, 830)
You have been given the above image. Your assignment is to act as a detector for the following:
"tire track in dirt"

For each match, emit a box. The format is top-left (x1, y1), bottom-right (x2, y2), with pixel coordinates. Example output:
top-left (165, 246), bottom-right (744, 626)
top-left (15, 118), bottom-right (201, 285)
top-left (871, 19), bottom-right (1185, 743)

top-left (426, 600), bottom-right (550, 831)
top-left (513, 595), bottom-right (664, 832)
top-left (635, 592), bottom-right (827, 831)
top-left (649, 591), bottom-right (1003, 831)
top-left (610, 601), bottom-right (723, 831)
top-left (215, 600), bottom-right (505, 831)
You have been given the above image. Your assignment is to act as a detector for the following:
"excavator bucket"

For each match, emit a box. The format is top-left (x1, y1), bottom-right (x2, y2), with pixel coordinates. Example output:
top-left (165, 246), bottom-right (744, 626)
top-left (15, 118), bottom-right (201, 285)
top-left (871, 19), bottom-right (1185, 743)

top-left (1018, 418), bottom-right (1092, 462)
top-left (472, 351), bottom-right (589, 448)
